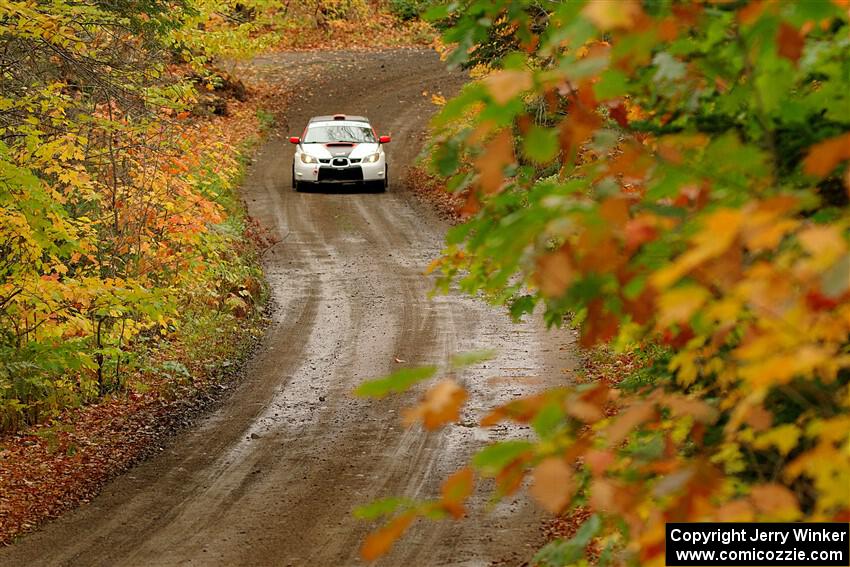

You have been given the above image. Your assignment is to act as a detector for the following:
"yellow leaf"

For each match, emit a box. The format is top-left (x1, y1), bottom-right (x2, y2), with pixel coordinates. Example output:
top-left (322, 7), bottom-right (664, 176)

top-left (785, 443), bottom-right (850, 512)
top-left (704, 296), bottom-right (743, 324)
top-left (657, 285), bottom-right (709, 327)
top-left (652, 209), bottom-right (743, 289)
top-left (798, 225), bottom-right (847, 267)
top-left (669, 351), bottom-right (698, 386)
top-left (752, 424), bottom-right (801, 456)
top-left (431, 93), bottom-right (447, 106)
top-left (742, 208), bottom-right (798, 251)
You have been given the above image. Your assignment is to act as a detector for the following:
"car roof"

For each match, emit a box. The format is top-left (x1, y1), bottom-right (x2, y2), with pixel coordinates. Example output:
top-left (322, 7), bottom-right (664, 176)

top-left (308, 114), bottom-right (369, 124)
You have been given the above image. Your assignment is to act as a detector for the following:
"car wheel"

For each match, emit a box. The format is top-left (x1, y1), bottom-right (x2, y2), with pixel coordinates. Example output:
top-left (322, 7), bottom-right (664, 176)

top-left (371, 167), bottom-right (387, 193)
top-left (292, 167), bottom-right (304, 192)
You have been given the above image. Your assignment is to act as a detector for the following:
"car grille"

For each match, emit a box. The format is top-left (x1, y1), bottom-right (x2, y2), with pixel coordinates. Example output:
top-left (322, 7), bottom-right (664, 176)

top-left (318, 166), bottom-right (363, 182)
top-left (319, 158), bottom-right (330, 164)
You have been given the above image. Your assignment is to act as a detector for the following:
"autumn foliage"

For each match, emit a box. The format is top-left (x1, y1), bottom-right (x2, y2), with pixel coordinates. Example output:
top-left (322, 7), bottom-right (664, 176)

top-left (0, 0), bottom-right (294, 431)
top-left (358, 1), bottom-right (850, 565)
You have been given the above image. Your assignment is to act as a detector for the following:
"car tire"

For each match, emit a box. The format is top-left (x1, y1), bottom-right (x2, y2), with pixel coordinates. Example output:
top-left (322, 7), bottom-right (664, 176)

top-left (371, 166), bottom-right (387, 193)
top-left (292, 166), bottom-right (303, 192)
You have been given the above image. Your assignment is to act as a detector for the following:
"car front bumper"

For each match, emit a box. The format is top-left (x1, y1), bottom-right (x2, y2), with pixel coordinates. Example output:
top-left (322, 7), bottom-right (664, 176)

top-left (294, 157), bottom-right (386, 184)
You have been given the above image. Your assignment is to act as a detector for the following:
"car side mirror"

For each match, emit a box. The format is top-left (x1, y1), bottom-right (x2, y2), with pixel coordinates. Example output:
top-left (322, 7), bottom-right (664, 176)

top-left (289, 136), bottom-right (300, 144)
top-left (379, 135), bottom-right (391, 144)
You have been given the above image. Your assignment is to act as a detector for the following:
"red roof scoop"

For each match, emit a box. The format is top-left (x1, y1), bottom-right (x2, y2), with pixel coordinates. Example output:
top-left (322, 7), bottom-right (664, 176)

top-left (333, 114), bottom-right (346, 120)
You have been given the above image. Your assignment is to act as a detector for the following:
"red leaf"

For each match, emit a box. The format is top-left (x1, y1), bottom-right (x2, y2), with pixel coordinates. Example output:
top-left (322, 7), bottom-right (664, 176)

top-left (608, 103), bottom-right (629, 128)
top-left (777, 22), bottom-right (805, 63)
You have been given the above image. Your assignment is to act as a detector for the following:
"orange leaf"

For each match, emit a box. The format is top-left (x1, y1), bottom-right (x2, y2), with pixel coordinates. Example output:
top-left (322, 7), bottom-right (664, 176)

top-left (566, 399), bottom-right (605, 423)
top-left (581, 298), bottom-right (620, 347)
top-left (715, 499), bottom-right (756, 522)
top-left (475, 130), bottom-right (514, 194)
top-left (662, 393), bottom-right (718, 424)
top-left (589, 477), bottom-right (637, 514)
top-left (536, 246), bottom-right (574, 298)
top-left (657, 16), bottom-right (679, 41)
top-left (360, 512), bottom-right (415, 561)
top-left (743, 404), bottom-right (773, 432)
top-left (738, 0), bottom-right (770, 25)
top-left (559, 104), bottom-right (602, 158)
top-left (582, 0), bottom-right (643, 30)
top-left (624, 217), bottom-right (658, 252)
top-left (530, 457), bottom-right (575, 514)
top-left (605, 401), bottom-right (655, 446)
top-left (484, 70), bottom-right (533, 105)
top-left (600, 197), bottom-right (630, 227)
top-left (480, 393), bottom-right (550, 426)
top-left (441, 467), bottom-right (474, 519)
top-left (403, 379), bottom-right (467, 430)
top-left (496, 455), bottom-right (530, 496)
top-left (750, 483), bottom-right (800, 520)
top-left (803, 133), bottom-right (850, 177)
top-left (584, 449), bottom-right (615, 476)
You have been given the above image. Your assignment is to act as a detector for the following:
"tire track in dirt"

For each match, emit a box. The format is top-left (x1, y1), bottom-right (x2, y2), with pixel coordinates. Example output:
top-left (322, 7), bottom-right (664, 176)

top-left (0, 48), bottom-right (575, 567)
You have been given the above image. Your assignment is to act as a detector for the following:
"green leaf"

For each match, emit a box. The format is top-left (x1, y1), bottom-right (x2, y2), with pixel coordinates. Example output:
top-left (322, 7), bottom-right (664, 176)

top-left (593, 69), bottom-right (629, 100)
top-left (523, 126), bottom-right (559, 164)
top-left (532, 400), bottom-right (565, 438)
top-left (354, 366), bottom-right (438, 398)
top-left (533, 514), bottom-right (601, 566)
top-left (451, 350), bottom-right (496, 369)
top-left (353, 497), bottom-right (414, 520)
top-left (423, 5), bottom-right (452, 22)
top-left (509, 294), bottom-right (537, 321)
top-left (472, 440), bottom-right (534, 476)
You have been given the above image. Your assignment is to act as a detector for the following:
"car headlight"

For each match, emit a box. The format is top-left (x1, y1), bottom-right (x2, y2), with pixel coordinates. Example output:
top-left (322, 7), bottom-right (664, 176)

top-left (300, 153), bottom-right (317, 164)
top-left (362, 152), bottom-right (381, 163)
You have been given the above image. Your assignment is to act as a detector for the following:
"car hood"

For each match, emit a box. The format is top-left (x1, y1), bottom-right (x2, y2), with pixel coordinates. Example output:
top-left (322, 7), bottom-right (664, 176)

top-left (301, 142), bottom-right (379, 159)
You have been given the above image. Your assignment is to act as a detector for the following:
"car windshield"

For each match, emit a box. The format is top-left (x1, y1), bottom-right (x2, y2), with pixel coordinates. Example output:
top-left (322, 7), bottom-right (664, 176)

top-left (304, 124), bottom-right (375, 143)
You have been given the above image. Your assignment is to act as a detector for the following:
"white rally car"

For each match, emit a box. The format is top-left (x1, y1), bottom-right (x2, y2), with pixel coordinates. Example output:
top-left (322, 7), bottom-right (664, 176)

top-left (290, 114), bottom-right (390, 192)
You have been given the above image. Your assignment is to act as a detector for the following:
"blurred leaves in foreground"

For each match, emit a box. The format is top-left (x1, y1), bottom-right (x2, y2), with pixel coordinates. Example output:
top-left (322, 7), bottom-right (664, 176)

top-left (359, 1), bottom-right (850, 564)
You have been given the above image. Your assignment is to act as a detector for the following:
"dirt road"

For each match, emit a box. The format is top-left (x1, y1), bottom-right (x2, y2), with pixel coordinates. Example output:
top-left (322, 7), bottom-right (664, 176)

top-left (1, 49), bottom-right (574, 567)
